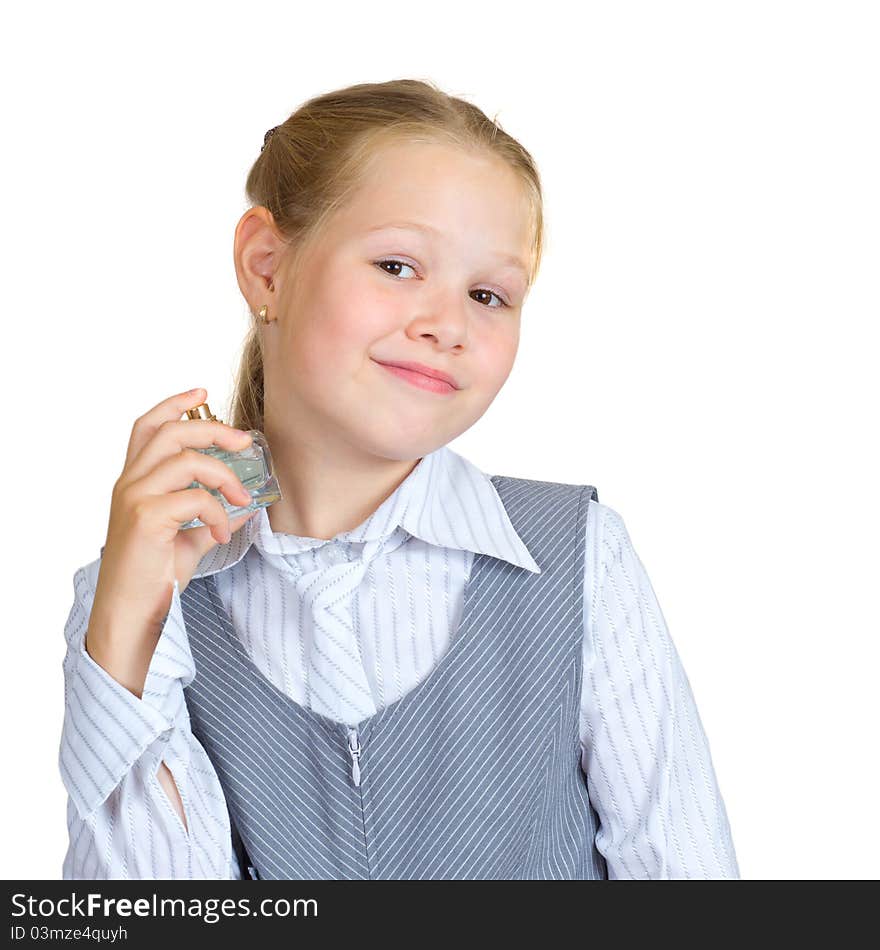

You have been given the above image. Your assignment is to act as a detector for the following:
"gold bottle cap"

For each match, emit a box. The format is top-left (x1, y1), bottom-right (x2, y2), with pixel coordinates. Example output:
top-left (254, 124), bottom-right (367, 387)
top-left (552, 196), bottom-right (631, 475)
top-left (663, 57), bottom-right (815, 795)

top-left (184, 402), bottom-right (222, 423)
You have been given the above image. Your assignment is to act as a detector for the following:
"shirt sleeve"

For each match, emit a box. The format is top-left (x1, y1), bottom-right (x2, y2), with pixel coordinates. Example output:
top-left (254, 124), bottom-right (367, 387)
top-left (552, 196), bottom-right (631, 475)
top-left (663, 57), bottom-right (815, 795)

top-left (578, 501), bottom-right (740, 879)
top-left (59, 558), bottom-right (239, 879)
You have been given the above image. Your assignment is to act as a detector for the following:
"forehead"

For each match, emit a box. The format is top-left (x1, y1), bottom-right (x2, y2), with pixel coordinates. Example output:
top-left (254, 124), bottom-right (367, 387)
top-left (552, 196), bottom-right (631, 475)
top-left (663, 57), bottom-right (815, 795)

top-left (333, 140), bottom-right (533, 271)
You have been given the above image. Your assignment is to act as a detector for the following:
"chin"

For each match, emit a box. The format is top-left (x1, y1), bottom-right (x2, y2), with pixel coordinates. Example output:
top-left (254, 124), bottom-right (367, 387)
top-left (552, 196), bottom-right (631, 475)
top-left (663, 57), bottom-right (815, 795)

top-left (358, 430), bottom-right (448, 463)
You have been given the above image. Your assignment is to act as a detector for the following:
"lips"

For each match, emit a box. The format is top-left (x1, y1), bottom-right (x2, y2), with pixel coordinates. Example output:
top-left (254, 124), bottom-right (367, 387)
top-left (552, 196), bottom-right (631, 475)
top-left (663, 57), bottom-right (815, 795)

top-left (373, 359), bottom-right (460, 390)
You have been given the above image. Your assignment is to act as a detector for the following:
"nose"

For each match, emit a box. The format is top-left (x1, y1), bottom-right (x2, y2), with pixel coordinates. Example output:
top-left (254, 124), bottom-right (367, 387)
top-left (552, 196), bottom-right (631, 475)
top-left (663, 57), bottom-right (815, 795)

top-left (406, 294), bottom-right (470, 348)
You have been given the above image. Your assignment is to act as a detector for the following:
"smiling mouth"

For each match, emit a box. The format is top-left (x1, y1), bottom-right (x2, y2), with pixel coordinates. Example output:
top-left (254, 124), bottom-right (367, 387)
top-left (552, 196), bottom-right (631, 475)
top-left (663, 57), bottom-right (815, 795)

top-left (373, 360), bottom-right (458, 394)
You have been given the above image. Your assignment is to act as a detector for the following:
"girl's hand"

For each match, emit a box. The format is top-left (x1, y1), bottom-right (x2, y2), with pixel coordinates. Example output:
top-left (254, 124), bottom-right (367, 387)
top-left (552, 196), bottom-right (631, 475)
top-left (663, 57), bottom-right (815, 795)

top-left (85, 388), bottom-right (257, 695)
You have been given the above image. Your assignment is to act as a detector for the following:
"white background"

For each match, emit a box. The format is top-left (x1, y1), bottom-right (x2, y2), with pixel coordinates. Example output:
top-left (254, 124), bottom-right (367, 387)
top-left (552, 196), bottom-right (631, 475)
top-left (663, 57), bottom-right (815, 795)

top-left (2, 1), bottom-right (877, 880)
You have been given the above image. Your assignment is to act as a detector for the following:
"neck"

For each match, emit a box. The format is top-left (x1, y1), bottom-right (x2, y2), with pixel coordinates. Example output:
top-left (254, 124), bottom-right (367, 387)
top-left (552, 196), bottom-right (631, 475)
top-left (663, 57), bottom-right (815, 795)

top-left (261, 424), bottom-right (421, 541)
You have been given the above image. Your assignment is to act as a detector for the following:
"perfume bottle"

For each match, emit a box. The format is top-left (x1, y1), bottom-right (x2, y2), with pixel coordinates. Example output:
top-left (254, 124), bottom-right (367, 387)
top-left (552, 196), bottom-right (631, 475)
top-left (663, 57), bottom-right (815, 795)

top-left (177, 403), bottom-right (282, 530)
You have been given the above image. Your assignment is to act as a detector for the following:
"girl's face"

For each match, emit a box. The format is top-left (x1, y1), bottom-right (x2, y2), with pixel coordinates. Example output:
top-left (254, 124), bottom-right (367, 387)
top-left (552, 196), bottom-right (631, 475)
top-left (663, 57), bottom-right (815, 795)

top-left (261, 139), bottom-right (534, 462)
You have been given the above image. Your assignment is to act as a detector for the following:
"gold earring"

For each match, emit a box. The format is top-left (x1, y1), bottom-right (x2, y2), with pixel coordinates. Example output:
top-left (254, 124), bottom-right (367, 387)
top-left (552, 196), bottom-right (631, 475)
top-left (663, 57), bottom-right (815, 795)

top-left (258, 304), bottom-right (269, 323)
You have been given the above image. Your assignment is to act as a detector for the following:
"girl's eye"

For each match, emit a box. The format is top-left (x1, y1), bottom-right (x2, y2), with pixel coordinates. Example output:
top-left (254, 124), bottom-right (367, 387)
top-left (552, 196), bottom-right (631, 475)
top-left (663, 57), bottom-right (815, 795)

top-left (373, 258), bottom-right (509, 309)
top-left (375, 259), bottom-right (417, 280)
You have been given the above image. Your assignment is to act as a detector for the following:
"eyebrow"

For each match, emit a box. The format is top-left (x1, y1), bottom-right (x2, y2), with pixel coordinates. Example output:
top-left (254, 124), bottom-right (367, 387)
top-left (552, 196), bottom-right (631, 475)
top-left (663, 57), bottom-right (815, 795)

top-left (364, 221), bottom-right (529, 277)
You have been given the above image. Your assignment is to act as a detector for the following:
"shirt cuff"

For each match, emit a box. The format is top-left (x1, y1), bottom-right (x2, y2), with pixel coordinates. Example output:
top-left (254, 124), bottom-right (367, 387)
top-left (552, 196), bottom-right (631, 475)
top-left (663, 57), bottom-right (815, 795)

top-left (60, 577), bottom-right (196, 821)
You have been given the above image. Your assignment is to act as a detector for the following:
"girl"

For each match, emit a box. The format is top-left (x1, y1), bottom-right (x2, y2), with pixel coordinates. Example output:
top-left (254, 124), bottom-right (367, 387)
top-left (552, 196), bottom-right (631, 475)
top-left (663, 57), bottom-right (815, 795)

top-left (59, 78), bottom-right (739, 880)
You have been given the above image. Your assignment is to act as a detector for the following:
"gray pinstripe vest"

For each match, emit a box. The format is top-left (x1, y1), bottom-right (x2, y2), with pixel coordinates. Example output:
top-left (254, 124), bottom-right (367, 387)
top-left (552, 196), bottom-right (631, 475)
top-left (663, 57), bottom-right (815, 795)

top-left (179, 475), bottom-right (608, 880)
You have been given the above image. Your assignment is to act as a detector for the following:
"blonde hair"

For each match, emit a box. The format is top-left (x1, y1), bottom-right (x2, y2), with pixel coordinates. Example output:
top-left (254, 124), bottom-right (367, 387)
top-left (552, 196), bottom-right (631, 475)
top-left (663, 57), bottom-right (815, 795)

top-left (229, 78), bottom-right (544, 432)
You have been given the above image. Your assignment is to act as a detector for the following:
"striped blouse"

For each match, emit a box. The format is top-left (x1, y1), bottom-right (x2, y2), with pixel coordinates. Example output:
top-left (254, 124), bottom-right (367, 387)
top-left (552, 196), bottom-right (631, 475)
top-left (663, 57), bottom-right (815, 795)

top-left (58, 444), bottom-right (740, 879)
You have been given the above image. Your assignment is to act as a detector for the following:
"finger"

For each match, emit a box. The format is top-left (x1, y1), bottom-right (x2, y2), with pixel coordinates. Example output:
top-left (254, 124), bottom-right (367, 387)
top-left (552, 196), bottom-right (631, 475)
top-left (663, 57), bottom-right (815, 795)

top-left (124, 417), bottom-right (253, 486)
top-left (182, 507), bottom-right (258, 568)
top-left (123, 388), bottom-right (209, 471)
top-left (146, 487), bottom-right (235, 544)
top-left (217, 508), bottom-right (259, 547)
top-left (230, 508), bottom-right (258, 532)
top-left (134, 449), bottom-right (255, 511)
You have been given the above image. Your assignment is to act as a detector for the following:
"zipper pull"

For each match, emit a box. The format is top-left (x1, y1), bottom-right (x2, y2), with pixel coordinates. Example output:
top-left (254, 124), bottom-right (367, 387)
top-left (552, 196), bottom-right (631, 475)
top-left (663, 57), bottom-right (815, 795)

top-left (347, 727), bottom-right (362, 787)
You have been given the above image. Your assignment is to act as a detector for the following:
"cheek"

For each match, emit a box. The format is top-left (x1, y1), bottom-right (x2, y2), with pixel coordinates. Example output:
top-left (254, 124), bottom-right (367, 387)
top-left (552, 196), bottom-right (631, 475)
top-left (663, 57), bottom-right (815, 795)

top-left (293, 304), bottom-right (391, 383)
top-left (321, 277), bottom-right (397, 343)
top-left (477, 324), bottom-right (520, 390)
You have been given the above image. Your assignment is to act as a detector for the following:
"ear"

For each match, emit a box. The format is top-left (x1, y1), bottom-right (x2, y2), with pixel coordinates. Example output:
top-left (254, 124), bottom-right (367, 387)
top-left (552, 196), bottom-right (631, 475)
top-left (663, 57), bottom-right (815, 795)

top-left (233, 207), bottom-right (285, 308)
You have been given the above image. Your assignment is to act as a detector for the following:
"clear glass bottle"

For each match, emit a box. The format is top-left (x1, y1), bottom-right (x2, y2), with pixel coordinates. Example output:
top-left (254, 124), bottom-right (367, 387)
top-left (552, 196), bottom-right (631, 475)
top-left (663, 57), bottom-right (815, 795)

top-left (177, 402), bottom-right (282, 530)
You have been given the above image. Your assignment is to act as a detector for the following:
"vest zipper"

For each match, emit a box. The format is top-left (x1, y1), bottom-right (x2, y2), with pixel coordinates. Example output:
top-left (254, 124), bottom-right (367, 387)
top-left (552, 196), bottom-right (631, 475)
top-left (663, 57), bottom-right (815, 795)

top-left (346, 725), bottom-right (373, 877)
top-left (347, 727), bottom-right (362, 786)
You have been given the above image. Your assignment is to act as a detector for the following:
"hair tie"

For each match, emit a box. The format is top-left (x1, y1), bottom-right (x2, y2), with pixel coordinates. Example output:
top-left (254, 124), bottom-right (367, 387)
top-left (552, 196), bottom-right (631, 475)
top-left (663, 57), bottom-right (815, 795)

top-left (261, 126), bottom-right (278, 152)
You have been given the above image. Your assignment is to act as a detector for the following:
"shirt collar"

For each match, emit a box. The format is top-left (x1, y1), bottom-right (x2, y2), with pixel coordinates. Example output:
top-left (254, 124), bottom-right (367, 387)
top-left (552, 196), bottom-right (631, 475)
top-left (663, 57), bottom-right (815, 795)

top-left (190, 444), bottom-right (541, 579)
